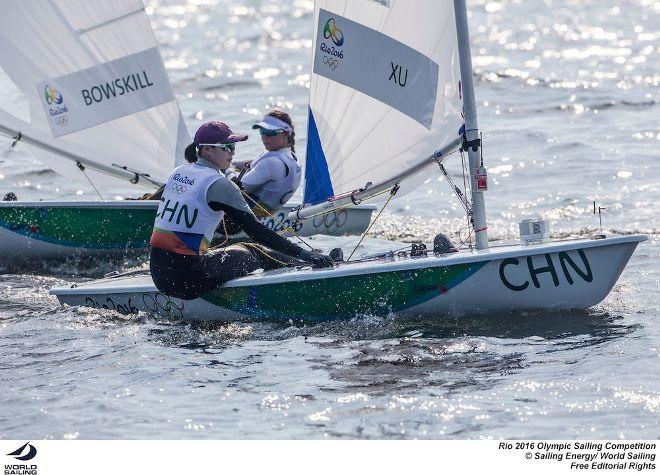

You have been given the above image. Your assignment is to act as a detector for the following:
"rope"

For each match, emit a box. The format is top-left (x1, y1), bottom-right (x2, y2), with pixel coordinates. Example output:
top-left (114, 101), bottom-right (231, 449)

top-left (347, 184), bottom-right (399, 261)
top-left (76, 161), bottom-right (104, 200)
top-left (240, 190), bottom-right (315, 251)
top-left (238, 241), bottom-right (290, 267)
top-left (0, 132), bottom-right (21, 164)
top-left (438, 162), bottom-right (472, 216)
top-left (215, 217), bottom-right (230, 249)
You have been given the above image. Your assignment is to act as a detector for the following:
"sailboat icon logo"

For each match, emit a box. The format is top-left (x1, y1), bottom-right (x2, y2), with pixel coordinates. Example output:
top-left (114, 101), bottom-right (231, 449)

top-left (323, 18), bottom-right (344, 47)
top-left (6, 441), bottom-right (37, 461)
top-left (44, 85), bottom-right (63, 105)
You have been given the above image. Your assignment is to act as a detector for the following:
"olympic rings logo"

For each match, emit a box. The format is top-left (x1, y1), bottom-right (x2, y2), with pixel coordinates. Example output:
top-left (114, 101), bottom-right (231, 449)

top-left (323, 56), bottom-right (339, 71)
top-left (171, 183), bottom-right (187, 194)
top-left (55, 115), bottom-right (69, 126)
top-left (313, 209), bottom-right (348, 230)
top-left (323, 18), bottom-right (344, 47)
top-left (44, 85), bottom-right (63, 105)
top-left (142, 292), bottom-right (184, 318)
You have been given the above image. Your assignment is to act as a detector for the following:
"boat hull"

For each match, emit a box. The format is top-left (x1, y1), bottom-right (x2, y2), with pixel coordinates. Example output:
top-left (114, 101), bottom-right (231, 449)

top-left (50, 235), bottom-right (646, 321)
top-left (0, 201), bottom-right (374, 264)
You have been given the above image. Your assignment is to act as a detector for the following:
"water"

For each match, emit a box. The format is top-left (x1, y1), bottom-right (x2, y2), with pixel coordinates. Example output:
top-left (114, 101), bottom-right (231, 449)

top-left (0, 0), bottom-right (659, 439)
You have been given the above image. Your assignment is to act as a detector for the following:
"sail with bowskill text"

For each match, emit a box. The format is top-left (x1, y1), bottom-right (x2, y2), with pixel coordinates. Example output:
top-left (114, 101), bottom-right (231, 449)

top-left (303, 0), bottom-right (464, 206)
top-left (0, 0), bottom-right (189, 188)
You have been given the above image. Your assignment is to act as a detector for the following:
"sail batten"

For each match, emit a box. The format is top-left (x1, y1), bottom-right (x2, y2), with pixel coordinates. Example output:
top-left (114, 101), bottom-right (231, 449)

top-left (74, 4), bottom-right (145, 35)
top-left (304, 0), bottom-right (463, 206)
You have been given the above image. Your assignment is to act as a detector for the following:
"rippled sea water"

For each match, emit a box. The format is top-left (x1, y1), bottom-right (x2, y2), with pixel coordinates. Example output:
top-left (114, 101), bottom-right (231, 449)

top-left (1, 0), bottom-right (658, 439)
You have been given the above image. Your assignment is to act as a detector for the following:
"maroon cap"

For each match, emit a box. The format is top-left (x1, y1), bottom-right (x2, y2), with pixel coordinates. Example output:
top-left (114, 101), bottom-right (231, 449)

top-left (194, 121), bottom-right (248, 146)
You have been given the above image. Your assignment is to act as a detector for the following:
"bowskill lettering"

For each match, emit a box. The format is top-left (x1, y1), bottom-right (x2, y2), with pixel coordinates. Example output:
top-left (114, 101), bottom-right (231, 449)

top-left (81, 70), bottom-right (155, 106)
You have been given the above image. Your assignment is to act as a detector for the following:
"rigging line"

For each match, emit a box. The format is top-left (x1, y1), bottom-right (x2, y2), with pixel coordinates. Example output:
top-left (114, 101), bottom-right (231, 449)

top-left (347, 184), bottom-right (399, 261)
top-left (210, 217), bottom-right (230, 251)
top-left (438, 156), bottom-right (471, 215)
top-left (0, 132), bottom-right (21, 164)
top-left (76, 161), bottom-right (104, 200)
top-left (457, 225), bottom-right (474, 249)
top-left (103, 267), bottom-right (149, 280)
top-left (239, 242), bottom-right (290, 267)
top-left (240, 190), bottom-right (315, 251)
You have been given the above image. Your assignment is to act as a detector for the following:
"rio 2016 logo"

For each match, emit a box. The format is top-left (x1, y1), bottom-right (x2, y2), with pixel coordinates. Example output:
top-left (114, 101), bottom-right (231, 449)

top-left (320, 16), bottom-right (345, 70)
top-left (323, 18), bottom-right (344, 47)
top-left (44, 85), bottom-right (63, 105)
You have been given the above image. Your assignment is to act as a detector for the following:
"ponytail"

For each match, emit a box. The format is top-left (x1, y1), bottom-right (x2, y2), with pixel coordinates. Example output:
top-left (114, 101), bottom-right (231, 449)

top-left (184, 143), bottom-right (198, 163)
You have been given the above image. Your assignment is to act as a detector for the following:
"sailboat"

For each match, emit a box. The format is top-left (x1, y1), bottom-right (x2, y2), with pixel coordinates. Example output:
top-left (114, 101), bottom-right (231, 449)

top-left (51, 0), bottom-right (646, 320)
top-left (0, 0), bottom-right (372, 266)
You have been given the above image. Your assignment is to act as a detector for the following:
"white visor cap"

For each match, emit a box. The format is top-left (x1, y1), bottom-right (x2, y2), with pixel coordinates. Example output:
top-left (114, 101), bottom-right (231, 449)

top-left (252, 115), bottom-right (292, 134)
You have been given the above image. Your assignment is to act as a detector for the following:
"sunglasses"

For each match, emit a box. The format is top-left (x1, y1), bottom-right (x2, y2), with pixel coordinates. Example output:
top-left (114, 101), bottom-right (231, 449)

top-left (199, 142), bottom-right (235, 153)
top-left (259, 128), bottom-right (285, 137)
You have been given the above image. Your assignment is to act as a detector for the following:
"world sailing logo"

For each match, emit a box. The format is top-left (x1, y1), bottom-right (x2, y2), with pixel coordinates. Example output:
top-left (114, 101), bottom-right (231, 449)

top-left (323, 18), bottom-right (344, 47)
top-left (6, 442), bottom-right (37, 461)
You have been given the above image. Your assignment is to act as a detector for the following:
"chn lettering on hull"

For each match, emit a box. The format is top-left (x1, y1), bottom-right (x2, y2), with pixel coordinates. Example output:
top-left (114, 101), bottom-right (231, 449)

top-left (499, 249), bottom-right (593, 292)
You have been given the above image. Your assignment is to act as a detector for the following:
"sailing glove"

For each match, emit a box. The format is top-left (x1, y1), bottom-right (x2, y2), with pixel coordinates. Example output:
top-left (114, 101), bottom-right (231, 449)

top-left (298, 249), bottom-right (334, 268)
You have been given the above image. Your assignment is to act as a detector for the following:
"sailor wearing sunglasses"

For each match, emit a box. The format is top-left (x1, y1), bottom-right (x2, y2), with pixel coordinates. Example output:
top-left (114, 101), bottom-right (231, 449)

top-left (235, 110), bottom-right (302, 217)
top-left (149, 121), bottom-right (333, 301)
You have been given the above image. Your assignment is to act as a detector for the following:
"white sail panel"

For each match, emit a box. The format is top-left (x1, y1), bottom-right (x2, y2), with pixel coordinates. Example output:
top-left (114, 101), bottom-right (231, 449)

top-left (304, 0), bottom-right (463, 204)
top-left (0, 0), bottom-right (188, 189)
top-left (37, 48), bottom-right (175, 138)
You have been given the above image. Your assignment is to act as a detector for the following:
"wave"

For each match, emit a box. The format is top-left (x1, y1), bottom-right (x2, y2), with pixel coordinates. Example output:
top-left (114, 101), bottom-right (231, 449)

top-left (475, 70), bottom-right (657, 110)
top-left (176, 73), bottom-right (260, 92)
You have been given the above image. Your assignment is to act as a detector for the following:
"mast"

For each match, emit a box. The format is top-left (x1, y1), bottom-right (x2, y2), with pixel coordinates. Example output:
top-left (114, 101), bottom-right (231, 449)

top-left (454, 0), bottom-right (489, 249)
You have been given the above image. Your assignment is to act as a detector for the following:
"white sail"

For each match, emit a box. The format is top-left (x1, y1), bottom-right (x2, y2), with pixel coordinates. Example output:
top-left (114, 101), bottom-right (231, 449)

top-left (303, 0), bottom-right (464, 205)
top-left (0, 0), bottom-right (188, 189)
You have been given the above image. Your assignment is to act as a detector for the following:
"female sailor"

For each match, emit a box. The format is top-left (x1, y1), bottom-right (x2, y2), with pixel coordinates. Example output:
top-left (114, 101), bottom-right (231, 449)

top-left (234, 110), bottom-right (302, 217)
top-left (149, 121), bottom-right (333, 300)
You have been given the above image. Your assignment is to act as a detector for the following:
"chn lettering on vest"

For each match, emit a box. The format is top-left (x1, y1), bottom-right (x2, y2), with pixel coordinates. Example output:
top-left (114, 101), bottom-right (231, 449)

top-left (160, 199), bottom-right (198, 229)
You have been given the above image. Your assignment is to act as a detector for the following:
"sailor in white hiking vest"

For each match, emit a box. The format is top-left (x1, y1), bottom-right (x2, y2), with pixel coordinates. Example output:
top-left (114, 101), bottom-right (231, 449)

top-left (233, 110), bottom-right (302, 218)
top-left (150, 121), bottom-right (333, 300)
